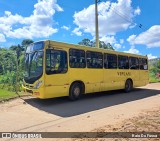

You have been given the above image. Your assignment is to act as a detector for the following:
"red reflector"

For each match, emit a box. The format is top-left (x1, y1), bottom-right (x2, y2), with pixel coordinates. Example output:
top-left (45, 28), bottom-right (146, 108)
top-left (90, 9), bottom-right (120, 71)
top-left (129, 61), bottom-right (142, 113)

top-left (34, 92), bottom-right (40, 95)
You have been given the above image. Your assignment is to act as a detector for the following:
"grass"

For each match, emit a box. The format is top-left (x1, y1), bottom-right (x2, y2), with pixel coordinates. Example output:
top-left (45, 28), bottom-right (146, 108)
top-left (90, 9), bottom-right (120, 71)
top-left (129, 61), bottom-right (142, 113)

top-left (0, 89), bottom-right (18, 101)
top-left (0, 89), bottom-right (26, 102)
top-left (149, 77), bottom-right (160, 83)
top-left (149, 72), bottom-right (160, 83)
top-left (0, 74), bottom-right (27, 101)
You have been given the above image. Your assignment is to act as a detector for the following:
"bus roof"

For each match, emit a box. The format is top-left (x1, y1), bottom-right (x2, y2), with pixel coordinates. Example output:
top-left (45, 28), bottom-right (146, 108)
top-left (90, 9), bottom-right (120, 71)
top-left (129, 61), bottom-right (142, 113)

top-left (42, 40), bottom-right (147, 58)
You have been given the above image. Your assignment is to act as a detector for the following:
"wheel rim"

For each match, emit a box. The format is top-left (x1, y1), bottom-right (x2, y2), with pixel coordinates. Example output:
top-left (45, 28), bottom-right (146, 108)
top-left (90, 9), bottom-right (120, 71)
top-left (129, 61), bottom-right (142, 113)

top-left (73, 87), bottom-right (80, 97)
top-left (126, 81), bottom-right (131, 91)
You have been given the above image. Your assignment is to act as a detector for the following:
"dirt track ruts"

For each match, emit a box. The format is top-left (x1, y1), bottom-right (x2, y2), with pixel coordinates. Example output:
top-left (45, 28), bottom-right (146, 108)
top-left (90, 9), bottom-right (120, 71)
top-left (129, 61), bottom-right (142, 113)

top-left (0, 83), bottom-right (160, 140)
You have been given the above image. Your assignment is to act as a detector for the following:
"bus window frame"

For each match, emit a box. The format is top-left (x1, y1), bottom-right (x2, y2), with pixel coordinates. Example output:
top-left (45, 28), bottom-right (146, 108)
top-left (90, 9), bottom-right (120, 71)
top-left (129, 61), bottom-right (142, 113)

top-left (45, 49), bottom-right (68, 75)
top-left (139, 58), bottom-right (148, 70)
top-left (104, 53), bottom-right (117, 69)
top-left (129, 57), bottom-right (139, 70)
top-left (69, 48), bottom-right (86, 68)
top-left (86, 51), bottom-right (103, 69)
top-left (118, 55), bottom-right (129, 69)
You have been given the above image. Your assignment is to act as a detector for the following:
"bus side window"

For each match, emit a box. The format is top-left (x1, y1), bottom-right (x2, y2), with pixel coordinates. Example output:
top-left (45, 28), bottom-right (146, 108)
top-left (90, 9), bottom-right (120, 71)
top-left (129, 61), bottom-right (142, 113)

top-left (104, 53), bottom-right (108, 68)
top-left (70, 57), bottom-right (77, 68)
top-left (80, 57), bottom-right (85, 68)
top-left (86, 51), bottom-right (103, 69)
top-left (129, 57), bottom-right (139, 70)
top-left (118, 55), bottom-right (129, 69)
top-left (106, 54), bottom-right (117, 69)
top-left (46, 49), bottom-right (68, 74)
top-left (143, 58), bottom-right (148, 70)
top-left (136, 58), bottom-right (139, 69)
top-left (69, 49), bottom-right (86, 68)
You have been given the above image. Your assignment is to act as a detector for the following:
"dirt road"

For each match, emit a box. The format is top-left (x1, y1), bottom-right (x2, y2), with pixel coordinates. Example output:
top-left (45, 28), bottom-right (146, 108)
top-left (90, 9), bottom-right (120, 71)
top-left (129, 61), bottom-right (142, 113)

top-left (0, 83), bottom-right (160, 140)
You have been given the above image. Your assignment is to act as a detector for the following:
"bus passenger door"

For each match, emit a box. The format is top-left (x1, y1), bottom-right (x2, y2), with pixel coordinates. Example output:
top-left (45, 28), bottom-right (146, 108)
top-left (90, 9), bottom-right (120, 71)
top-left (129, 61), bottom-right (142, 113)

top-left (44, 49), bottom-right (69, 98)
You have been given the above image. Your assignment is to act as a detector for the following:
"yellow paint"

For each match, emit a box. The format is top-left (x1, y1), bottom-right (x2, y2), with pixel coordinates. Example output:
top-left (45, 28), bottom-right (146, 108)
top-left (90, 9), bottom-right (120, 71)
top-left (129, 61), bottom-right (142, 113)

top-left (22, 40), bottom-right (149, 99)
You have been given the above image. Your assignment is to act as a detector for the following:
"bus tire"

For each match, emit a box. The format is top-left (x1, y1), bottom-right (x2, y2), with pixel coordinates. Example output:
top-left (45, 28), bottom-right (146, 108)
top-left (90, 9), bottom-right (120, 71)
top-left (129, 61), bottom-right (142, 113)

top-left (124, 79), bottom-right (133, 93)
top-left (69, 82), bottom-right (82, 101)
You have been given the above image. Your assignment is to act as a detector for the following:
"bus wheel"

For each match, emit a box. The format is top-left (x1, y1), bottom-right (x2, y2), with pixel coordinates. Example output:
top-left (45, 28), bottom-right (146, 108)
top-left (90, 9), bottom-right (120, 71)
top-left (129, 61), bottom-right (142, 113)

top-left (124, 79), bottom-right (133, 93)
top-left (69, 83), bottom-right (82, 101)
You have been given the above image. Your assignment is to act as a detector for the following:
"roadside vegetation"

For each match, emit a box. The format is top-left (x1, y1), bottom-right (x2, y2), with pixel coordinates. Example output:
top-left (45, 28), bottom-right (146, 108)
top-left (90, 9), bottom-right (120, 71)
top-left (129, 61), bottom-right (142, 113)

top-left (149, 59), bottom-right (160, 83)
top-left (0, 38), bottom-right (159, 101)
top-left (0, 89), bottom-right (18, 101)
top-left (0, 39), bottom-right (33, 101)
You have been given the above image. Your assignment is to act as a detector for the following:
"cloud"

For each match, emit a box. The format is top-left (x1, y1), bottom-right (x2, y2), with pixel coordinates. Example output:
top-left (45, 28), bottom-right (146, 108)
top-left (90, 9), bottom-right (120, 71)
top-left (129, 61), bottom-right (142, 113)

top-left (72, 28), bottom-right (82, 36)
top-left (147, 54), bottom-right (157, 59)
top-left (0, 34), bottom-right (6, 42)
top-left (124, 46), bottom-right (140, 54)
top-left (120, 39), bottom-right (124, 44)
top-left (127, 34), bottom-right (136, 45)
top-left (72, 0), bottom-right (140, 37)
top-left (61, 25), bottom-right (70, 30)
top-left (100, 36), bottom-right (125, 50)
top-left (0, 0), bottom-right (63, 39)
top-left (134, 6), bottom-right (141, 15)
top-left (129, 23), bottom-right (137, 29)
top-left (114, 43), bottom-right (122, 49)
top-left (127, 25), bottom-right (160, 48)
top-left (100, 36), bottom-right (116, 44)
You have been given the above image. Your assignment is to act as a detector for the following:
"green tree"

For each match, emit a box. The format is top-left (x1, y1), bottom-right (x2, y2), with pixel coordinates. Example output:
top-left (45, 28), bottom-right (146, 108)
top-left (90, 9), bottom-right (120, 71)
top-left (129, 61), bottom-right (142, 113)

top-left (78, 38), bottom-right (93, 46)
top-left (150, 59), bottom-right (160, 73)
top-left (0, 65), bottom-right (3, 74)
top-left (0, 48), bottom-right (17, 90)
top-left (78, 38), bottom-right (114, 50)
top-left (0, 39), bottom-right (34, 92)
top-left (10, 44), bottom-right (23, 65)
top-left (21, 39), bottom-right (33, 50)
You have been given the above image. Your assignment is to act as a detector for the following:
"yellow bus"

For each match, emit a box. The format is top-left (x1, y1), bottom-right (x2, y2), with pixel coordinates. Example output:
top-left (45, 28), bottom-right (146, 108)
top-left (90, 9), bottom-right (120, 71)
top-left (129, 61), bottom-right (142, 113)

top-left (22, 40), bottom-right (149, 100)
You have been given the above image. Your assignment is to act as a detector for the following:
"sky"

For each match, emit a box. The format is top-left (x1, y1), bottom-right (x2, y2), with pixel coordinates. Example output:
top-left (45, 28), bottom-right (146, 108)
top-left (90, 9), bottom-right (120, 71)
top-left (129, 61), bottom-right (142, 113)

top-left (0, 0), bottom-right (160, 59)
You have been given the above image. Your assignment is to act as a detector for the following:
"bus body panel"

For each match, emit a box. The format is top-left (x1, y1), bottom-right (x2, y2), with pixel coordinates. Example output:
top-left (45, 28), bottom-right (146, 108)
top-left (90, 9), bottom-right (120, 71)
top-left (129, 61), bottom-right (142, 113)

top-left (23, 40), bottom-right (149, 99)
top-left (103, 69), bottom-right (120, 91)
top-left (139, 70), bottom-right (149, 86)
top-left (85, 69), bottom-right (103, 93)
top-left (44, 73), bottom-right (69, 98)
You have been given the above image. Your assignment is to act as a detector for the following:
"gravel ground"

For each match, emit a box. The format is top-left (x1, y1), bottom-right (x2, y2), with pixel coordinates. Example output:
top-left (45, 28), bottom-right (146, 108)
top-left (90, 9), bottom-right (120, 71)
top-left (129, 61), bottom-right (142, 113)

top-left (0, 83), bottom-right (160, 141)
top-left (72, 107), bottom-right (160, 141)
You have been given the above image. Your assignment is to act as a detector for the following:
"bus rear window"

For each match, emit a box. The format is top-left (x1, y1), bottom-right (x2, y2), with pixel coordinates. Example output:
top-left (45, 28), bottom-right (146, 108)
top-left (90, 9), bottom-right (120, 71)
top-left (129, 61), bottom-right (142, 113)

top-left (139, 58), bottom-right (148, 70)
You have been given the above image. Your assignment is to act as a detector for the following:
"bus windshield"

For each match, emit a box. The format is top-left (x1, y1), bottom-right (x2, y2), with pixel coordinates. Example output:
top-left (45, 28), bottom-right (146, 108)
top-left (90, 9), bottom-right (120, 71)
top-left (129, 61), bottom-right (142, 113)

top-left (24, 42), bottom-right (44, 84)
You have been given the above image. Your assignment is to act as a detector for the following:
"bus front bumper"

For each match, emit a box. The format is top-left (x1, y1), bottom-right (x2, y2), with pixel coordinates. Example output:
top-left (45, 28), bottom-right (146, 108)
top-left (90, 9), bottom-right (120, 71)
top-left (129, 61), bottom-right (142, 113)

top-left (22, 84), bottom-right (42, 98)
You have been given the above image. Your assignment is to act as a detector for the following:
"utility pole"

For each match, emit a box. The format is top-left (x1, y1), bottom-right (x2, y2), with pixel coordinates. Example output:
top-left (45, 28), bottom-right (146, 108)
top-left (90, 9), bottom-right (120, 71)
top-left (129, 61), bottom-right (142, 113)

top-left (95, 0), bottom-right (99, 48)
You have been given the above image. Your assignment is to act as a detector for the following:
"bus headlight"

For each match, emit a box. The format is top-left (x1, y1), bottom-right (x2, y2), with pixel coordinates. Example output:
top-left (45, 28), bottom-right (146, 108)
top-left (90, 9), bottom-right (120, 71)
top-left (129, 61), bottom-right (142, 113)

top-left (34, 80), bottom-right (43, 89)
